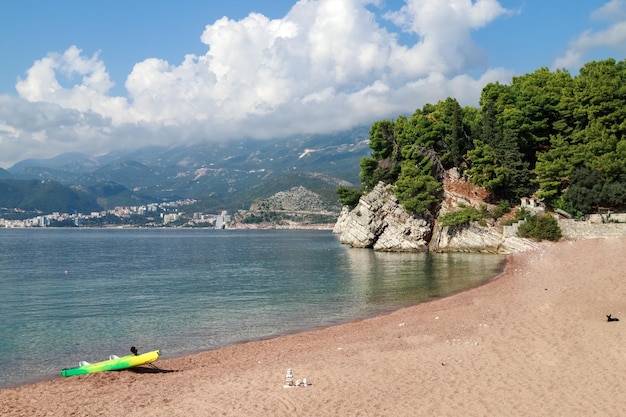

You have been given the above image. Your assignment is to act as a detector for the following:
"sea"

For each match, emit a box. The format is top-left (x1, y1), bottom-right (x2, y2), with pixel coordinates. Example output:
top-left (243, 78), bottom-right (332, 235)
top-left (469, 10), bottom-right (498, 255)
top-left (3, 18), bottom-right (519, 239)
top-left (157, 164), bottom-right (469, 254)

top-left (0, 228), bottom-right (505, 388)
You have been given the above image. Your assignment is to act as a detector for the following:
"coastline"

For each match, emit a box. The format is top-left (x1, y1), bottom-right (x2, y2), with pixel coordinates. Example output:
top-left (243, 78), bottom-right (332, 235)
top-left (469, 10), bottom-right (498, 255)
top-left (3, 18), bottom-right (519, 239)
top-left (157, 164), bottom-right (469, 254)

top-left (3, 237), bottom-right (626, 416)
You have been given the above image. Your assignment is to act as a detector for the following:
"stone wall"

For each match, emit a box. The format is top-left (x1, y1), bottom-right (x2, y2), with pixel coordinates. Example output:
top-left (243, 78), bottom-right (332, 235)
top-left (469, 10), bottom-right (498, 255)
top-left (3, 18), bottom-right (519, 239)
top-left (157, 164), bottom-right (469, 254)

top-left (558, 219), bottom-right (626, 240)
top-left (502, 220), bottom-right (525, 238)
top-left (586, 213), bottom-right (626, 224)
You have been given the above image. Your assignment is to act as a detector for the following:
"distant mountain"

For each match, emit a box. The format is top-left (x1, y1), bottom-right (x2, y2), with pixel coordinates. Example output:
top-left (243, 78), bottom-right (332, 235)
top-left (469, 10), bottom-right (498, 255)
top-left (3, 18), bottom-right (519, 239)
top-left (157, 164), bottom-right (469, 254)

top-left (0, 179), bottom-right (101, 214)
top-left (0, 178), bottom-right (158, 215)
top-left (9, 152), bottom-right (101, 174)
top-left (0, 168), bottom-right (10, 179)
top-left (7, 127), bottom-right (371, 212)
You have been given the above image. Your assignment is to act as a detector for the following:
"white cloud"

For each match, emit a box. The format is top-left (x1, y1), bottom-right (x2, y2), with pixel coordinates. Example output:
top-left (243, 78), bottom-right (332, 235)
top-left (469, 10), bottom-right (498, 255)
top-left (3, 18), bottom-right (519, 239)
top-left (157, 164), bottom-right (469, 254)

top-left (1, 0), bottom-right (515, 168)
top-left (384, 0), bottom-right (508, 75)
top-left (0, 95), bottom-right (123, 167)
top-left (554, 0), bottom-right (626, 70)
top-left (15, 46), bottom-right (133, 124)
top-left (591, 0), bottom-right (626, 22)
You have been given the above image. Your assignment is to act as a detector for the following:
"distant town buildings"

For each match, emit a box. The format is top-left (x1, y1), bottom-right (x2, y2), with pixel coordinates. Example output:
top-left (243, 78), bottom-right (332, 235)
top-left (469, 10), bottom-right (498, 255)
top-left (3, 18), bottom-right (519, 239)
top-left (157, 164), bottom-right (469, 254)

top-left (215, 211), bottom-right (231, 229)
top-left (0, 199), bottom-right (232, 229)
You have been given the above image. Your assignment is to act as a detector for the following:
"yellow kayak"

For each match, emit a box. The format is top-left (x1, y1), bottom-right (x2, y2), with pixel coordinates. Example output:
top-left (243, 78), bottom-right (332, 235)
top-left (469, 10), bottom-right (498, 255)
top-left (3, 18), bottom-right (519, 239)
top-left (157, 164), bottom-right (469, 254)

top-left (61, 350), bottom-right (160, 377)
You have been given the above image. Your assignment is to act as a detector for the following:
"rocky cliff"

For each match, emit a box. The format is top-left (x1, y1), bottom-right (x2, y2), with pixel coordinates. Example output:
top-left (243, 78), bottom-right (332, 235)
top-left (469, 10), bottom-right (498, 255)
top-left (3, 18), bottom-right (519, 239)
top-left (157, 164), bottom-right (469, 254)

top-left (334, 177), bottom-right (539, 254)
top-left (333, 182), bottom-right (433, 251)
top-left (428, 222), bottom-right (541, 253)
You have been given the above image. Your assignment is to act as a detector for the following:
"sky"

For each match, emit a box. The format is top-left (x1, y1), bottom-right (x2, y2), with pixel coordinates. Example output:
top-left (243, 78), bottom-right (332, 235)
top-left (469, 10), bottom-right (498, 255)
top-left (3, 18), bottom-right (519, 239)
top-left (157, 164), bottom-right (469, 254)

top-left (1, 0), bottom-right (625, 169)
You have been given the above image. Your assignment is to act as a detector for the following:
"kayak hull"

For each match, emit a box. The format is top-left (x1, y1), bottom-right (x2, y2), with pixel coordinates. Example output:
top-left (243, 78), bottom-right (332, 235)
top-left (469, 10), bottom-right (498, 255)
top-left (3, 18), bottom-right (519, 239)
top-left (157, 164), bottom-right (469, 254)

top-left (61, 350), bottom-right (160, 377)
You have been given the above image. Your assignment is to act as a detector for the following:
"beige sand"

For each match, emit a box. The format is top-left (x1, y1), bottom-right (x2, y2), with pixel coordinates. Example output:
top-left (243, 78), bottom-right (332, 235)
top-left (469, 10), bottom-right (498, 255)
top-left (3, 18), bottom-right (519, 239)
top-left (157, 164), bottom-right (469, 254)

top-left (2, 237), bottom-right (626, 416)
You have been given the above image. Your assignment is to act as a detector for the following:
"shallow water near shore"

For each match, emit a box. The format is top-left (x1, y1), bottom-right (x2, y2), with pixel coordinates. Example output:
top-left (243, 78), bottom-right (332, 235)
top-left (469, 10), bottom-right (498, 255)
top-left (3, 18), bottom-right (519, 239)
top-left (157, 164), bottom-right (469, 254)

top-left (0, 228), bottom-right (504, 388)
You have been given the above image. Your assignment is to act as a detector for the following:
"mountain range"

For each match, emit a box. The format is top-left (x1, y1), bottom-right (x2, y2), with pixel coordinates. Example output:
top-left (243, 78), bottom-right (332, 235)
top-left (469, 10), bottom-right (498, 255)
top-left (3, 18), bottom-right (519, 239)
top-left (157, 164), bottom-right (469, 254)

top-left (1, 127), bottom-right (371, 214)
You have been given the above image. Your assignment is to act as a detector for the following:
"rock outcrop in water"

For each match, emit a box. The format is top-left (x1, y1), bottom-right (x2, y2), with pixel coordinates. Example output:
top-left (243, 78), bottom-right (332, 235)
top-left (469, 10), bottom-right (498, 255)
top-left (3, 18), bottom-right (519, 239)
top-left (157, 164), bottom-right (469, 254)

top-left (334, 176), bottom-right (539, 254)
top-left (333, 182), bottom-right (433, 251)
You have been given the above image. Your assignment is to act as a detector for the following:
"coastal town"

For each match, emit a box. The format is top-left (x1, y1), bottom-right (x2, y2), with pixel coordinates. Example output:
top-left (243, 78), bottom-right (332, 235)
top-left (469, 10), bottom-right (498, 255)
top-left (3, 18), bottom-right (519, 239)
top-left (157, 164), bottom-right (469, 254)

top-left (0, 199), bottom-right (232, 229)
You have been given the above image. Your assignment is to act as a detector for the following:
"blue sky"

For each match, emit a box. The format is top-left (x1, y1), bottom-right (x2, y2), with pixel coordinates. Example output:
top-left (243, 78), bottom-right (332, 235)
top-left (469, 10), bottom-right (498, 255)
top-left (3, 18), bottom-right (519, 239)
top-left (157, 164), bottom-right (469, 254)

top-left (0, 0), bottom-right (624, 168)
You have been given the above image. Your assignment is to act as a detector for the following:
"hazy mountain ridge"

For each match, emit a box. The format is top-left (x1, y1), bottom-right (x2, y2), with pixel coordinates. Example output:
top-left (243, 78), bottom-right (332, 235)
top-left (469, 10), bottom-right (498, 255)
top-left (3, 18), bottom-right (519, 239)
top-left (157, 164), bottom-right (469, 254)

top-left (0, 179), bottom-right (102, 214)
top-left (2, 127), bottom-right (370, 213)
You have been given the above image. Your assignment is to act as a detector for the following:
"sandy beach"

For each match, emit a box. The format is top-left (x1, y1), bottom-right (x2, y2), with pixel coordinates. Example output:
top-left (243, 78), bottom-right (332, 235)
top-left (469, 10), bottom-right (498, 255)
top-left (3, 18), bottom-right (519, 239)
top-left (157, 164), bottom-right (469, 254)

top-left (2, 237), bottom-right (626, 416)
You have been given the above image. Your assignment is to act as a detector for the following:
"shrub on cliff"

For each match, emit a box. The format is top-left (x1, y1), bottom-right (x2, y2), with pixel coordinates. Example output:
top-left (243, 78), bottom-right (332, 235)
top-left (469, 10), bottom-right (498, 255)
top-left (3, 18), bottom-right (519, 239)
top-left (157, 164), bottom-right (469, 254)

top-left (438, 206), bottom-right (482, 227)
top-left (336, 186), bottom-right (363, 209)
top-left (517, 213), bottom-right (562, 241)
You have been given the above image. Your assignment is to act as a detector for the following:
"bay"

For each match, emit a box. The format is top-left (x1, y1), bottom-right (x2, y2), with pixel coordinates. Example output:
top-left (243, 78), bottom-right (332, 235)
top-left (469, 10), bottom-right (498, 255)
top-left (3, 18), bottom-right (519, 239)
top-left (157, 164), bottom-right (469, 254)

top-left (0, 228), bottom-right (505, 388)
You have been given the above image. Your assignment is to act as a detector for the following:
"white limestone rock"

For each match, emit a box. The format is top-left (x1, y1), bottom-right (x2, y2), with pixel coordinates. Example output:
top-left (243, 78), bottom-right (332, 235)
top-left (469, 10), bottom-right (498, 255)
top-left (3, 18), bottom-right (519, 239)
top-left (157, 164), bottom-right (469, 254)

top-left (429, 223), bottom-right (539, 254)
top-left (333, 178), bottom-right (540, 254)
top-left (334, 182), bottom-right (433, 251)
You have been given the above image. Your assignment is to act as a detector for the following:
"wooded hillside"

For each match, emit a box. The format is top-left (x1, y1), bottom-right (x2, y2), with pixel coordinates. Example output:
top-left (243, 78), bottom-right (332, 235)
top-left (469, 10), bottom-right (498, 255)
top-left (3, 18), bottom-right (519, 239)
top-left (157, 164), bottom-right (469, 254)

top-left (352, 58), bottom-right (626, 217)
top-left (0, 179), bottom-right (101, 214)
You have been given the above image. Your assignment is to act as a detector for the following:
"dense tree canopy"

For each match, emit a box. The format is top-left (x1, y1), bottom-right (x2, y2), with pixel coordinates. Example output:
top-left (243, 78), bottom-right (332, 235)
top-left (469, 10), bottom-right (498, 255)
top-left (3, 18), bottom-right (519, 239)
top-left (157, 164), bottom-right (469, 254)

top-left (352, 58), bottom-right (626, 216)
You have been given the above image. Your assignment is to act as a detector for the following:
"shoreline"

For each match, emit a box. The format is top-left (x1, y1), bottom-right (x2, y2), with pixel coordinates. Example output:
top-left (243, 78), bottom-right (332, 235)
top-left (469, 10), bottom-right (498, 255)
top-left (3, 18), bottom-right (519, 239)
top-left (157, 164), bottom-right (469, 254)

top-left (0, 251), bottom-right (506, 391)
top-left (3, 237), bottom-right (626, 416)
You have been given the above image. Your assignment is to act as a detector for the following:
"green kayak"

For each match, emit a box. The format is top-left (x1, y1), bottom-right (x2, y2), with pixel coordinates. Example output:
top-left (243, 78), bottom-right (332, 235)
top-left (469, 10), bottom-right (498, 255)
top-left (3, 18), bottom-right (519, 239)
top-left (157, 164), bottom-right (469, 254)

top-left (61, 350), bottom-right (161, 377)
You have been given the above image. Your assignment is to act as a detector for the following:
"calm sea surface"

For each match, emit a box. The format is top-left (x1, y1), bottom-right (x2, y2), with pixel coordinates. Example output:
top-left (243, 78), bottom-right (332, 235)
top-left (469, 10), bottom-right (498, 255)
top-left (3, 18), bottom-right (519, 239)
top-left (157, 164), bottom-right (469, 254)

top-left (0, 228), bottom-right (505, 388)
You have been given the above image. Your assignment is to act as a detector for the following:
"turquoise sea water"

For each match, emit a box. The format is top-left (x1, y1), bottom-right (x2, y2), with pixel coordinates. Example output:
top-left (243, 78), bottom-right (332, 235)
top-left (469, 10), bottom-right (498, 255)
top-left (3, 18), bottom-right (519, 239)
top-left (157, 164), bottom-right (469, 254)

top-left (0, 228), bottom-right (505, 388)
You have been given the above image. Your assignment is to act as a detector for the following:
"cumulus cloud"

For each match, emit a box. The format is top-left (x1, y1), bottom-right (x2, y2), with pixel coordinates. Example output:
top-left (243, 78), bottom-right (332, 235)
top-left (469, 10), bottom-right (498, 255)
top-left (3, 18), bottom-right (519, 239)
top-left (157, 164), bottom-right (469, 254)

top-left (554, 0), bottom-right (626, 70)
top-left (15, 46), bottom-right (130, 120)
top-left (591, 0), bottom-right (626, 21)
top-left (1, 0), bottom-right (516, 168)
top-left (384, 0), bottom-right (508, 75)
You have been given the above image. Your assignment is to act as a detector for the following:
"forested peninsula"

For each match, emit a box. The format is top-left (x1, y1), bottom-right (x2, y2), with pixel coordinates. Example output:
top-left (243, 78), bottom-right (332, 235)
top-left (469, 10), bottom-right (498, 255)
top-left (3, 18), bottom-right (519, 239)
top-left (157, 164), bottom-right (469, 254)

top-left (336, 58), bottom-right (626, 251)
